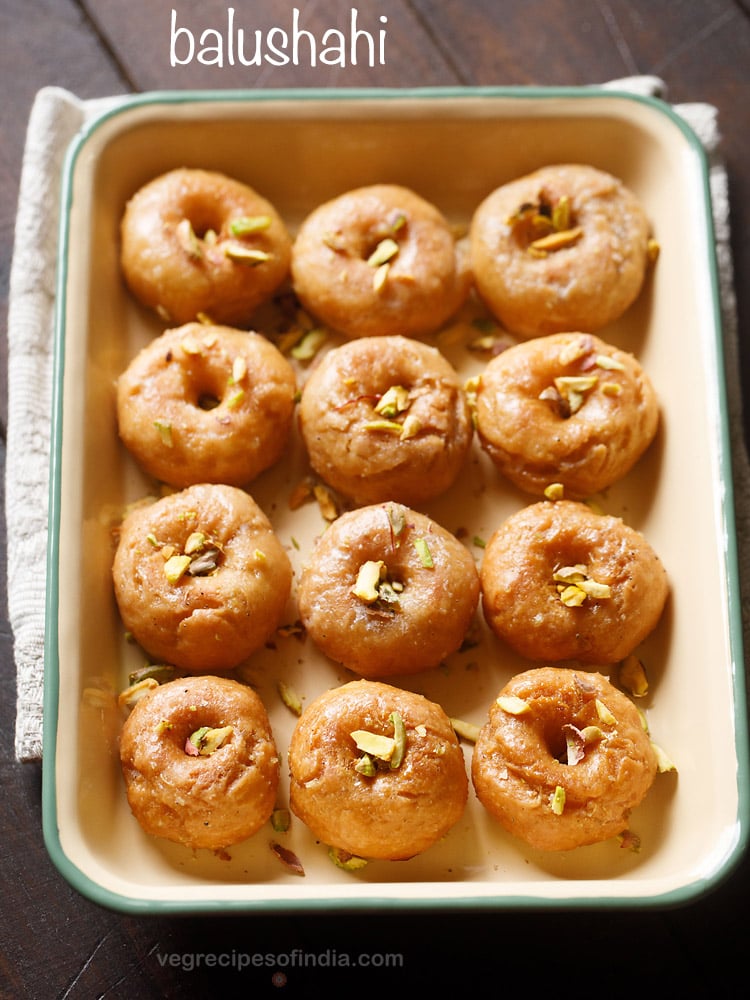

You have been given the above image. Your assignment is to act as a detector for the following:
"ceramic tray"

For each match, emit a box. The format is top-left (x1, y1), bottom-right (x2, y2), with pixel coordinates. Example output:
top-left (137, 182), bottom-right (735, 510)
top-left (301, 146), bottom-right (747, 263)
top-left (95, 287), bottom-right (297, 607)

top-left (43, 87), bottom-right (749, 914)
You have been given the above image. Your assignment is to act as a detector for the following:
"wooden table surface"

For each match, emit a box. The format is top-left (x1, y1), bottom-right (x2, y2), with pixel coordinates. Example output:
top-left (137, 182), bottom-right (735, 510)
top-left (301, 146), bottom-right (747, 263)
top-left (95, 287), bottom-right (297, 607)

top-left (2, 1), bottom-right (749, 995)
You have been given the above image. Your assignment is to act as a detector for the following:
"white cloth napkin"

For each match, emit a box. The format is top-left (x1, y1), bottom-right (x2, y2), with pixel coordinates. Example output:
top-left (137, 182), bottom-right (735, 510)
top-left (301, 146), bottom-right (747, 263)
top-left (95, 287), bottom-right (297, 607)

top-left (7, 79), bottom-right (749, 761)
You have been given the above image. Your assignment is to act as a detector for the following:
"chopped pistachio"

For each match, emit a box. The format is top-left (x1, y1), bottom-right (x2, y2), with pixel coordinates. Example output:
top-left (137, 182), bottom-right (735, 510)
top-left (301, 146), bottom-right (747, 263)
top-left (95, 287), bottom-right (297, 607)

top-left (558, 336), bottom-right (591, 366)
top-left (388, 504), bottom-right (406, 539)
top-left (328, 847), bottom-right (368, 872)
top-left (231, 356), bottom-right (248, 384)
top-left (496, 695), bottom-right (531, 716)
top-left (601, 381), bottom-right (623, 396)
top-left (651, 742), bottom-right (677, 773)
top-left (647, 238), bottom-right (660, 262)
top-left (128, 663), bottom-right (177, 686)
top-left (155, 718), bottom-right (173, 735)
top-left (389, 711), bottom-right (406, 768)
top-left (223, 243), bottom-right (272, 264)
top-left (399, 414), bottom-right (421, 440)
top-left (619, 654), bottom-right (649, 697)
top-left (313, 484), bottom-right (339, 521)
top-left (544, 482), bottom-right (565, 501)
top-left (551, 195), bottom-right (571, 232)
top-left (595, 353), bottom-right (626, 371)
top-left (229, 214), bottom-right (272, 235)
top-left (530, 225), bottom-right (583, 252)
top-left (415, 724), bottom-right (427, 737)
top-left (117, 677), bottom-right (159, 711)
top-left (180, 336), bottom-right (203, 355)
top-left (413, 537), bottom-right (434, 568)
top-left (374, 384), bottom-right (410, 418)
top-left (618, 829), bottom-right (642, 852)
top-left (363, 418), bottom-right (403, 435)
top-left (352, 560), bottom-right (387, 603)
top-left (187, 547), bottom-right (221, 576)
top-left (350, 729), bottom-right (396, 761)
top-left (176, 217), bottom-right (202, 258)
top-left (580, 725), bottom-right (605, 744)
top-left (277, 680), bottom-right (303, 716)
top-left (185, 724), bottom-right (233, 756)
top-left (291, 327), bottom-right (327, 361)
top-left (184, 531), bottom-right (207, 555)
top-left (451, 717), bottom-right (481, 743)
top-left (595, 699), bottom-right (617, 726)
top-left (164, 554), bottom-right (191, 584)
top-left (550, 785), bottom-right (566, 815)
top-left (271, 841), bottom-right (306, 876)
top-left (577, 578), bottom-right (612, 599)
top-left (153, 420), bottom-right (173, 447)
top-left (322, 230), bottom-right (345, 251)
top-left (271, 808), bottom-right (291, 833)
top-left (367, 237), bottom-right (399, 267)
top-left (372, 261), bottom-right (390, 292)
top-left (559, 585), bottom-right (587, 607)
top-left (563, 724), bottom-right (586, 765)
top-left (354, 754), bottom-right (377, 776)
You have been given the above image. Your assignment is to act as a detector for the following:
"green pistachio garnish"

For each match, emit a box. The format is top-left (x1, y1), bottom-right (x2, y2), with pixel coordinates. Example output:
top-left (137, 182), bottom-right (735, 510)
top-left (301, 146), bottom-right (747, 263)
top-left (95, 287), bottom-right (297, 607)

top-left (117, 677), bottom-right (159, 711)
top-left (388, 504), bottom-right (406, 539)
top-left (328, 846), bottom-right (368, 872)
top-left (271, 808), bottom-right (292, 833)
top-left (618, 829), bottom-right (642, 852)
top-left (185, 724), bottom-right (233, 756)
top-left (164, 554), bottom-right (191, 584)
top-left (389, 711), bottom-right (406, 769)
top-left (367, 237), bottom-right (399, 268)
top-left (271, 842), bottom-right (306, 876)
top-left (651, 742), bottom-right (677, 773)
top-left (551, 195), bottom-right (571, 231)
top-left (544, 482), bottom-right (565, 501)
top-left (350, 729), bottom-right (396, 761)
top-left (176, 217), bottom-right (203, 258)
top-left (153, 420), bottom-right (173, 447)
top-left (496, 695), bottom-right (531, 715)
top-left (128, 663), bottom-right (177, 686)
top-left (225, 388), bottom-right (245, 409)
top-left (451, 717), bottom-right (481, 743)
top-left (595, 699), bottom-right (617, 726)
top-left (229, 214), bottom-right (272, 235)
top-left (351, 560), bottom-right (388, 603)
top-left (354, 754), bottom-right (376, 776)
top-left (277, 680), bottom-right (303, 716)
top-left (413, 537), bottom-right (434, 568)
top-left (374, 385), bottom-right (410, 418)
top-left (399, 413), bottom-right (421, 440)
top-left (291, 327), bottom-right (327, 361)
top-left (155, 718), bottom-right (173, 735)
top-left (554, 564), bottom-right (611, 606)
top-left (619, 654), bottom-right (649, 697)
top-left (362, 418), bottom-right (404, 434)
top-left (184, 531), bottom-right (207, 555)
top-left (186, 547), bottom-right (221, 576)
top-left (529, 225), bottom-right (583, 254)
top-left (372, 261), bottom-right (390, 292)
top-left (549, 785), bottom-right (566, 815)
top-left (223, 243), bottom-right (272, 264)
top-left (595, 353), bottom-right (626, 371)
top-left (230, 356), bottom-right (248, 384)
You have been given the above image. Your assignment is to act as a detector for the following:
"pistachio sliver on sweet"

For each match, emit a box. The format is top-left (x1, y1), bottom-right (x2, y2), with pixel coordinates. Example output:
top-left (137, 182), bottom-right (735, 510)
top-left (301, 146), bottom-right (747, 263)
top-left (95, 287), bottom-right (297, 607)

top-left (350, 729), bottom-right (396, 762)
top-left (185, 724), bottom-right (233, 756)
top-left (389, 711), bottom-right (406, 769)
top-left (229, 214), bottom-right (272, 235)
top-left (374, 385), bottom-right (410, 418)
top-left (351, 560), bottom-right (387, 603)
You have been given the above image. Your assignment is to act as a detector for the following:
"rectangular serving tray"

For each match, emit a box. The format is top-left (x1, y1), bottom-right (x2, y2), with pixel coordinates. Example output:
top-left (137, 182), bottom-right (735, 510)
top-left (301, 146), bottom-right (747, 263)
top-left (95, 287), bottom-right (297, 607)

top-left (43, 86), bottom-right (749, 914)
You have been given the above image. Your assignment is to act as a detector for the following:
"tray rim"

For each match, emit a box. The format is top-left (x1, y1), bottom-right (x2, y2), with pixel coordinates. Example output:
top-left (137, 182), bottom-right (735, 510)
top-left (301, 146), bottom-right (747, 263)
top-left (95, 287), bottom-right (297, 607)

top-left (42, 83), bottom-right (750, 916)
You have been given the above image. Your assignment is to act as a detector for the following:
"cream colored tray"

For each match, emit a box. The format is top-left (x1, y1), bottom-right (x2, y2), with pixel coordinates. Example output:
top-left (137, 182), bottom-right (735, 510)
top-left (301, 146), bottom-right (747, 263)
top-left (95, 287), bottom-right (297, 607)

top-left (44, 87), bottom-right (748, 913)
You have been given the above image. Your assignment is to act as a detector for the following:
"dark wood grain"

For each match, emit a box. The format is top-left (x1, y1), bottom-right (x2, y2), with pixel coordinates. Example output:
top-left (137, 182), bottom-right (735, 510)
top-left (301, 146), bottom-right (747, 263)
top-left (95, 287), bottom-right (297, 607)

top-left (2, 2), bottom-right (749, 996)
